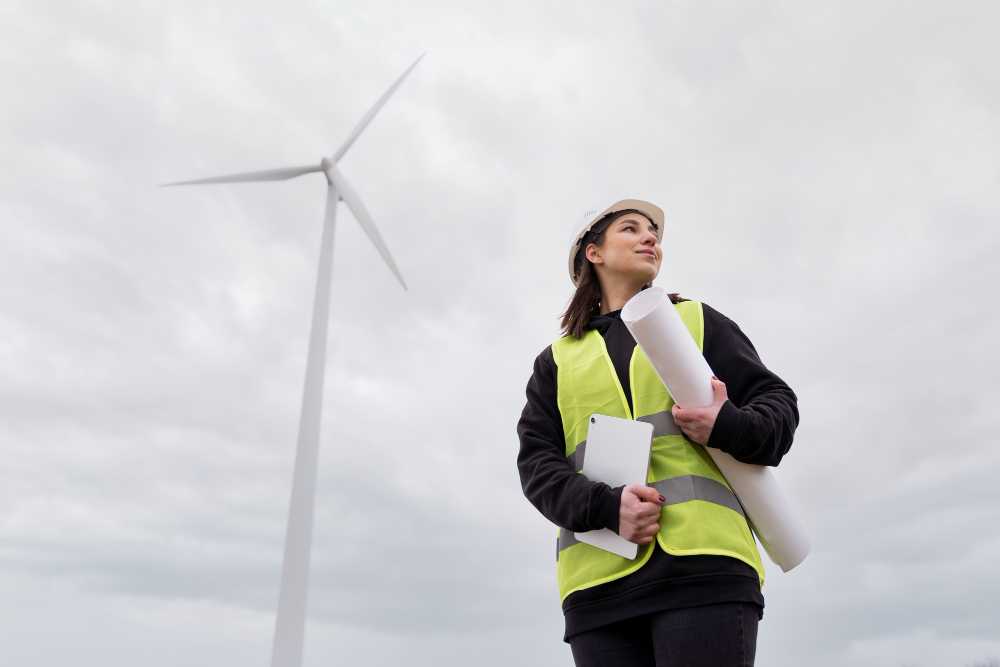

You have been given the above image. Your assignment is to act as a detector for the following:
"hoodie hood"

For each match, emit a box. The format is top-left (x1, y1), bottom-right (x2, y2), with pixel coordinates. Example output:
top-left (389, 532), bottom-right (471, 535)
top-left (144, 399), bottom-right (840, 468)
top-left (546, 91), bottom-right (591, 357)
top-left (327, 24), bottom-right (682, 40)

top-left (586, 308), bottom-right (624, 337)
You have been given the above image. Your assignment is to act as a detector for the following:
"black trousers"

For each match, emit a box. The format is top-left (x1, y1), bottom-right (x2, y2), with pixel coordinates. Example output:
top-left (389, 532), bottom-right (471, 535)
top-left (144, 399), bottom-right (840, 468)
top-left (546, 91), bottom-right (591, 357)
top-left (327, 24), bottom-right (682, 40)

top-left (568, 602), bottom-right (758, 667)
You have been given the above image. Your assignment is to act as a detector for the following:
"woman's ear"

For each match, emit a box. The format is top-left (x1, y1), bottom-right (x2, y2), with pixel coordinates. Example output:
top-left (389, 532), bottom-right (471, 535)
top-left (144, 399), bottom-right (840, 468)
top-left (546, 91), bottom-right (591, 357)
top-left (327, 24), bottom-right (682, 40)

top-left (585, 243), bottom-right (603, 265)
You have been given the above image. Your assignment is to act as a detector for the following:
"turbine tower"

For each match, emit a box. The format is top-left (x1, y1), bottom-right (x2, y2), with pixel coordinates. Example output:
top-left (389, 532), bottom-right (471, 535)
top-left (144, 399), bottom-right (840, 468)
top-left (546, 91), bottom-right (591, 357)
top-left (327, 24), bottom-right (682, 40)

top-left (163, 55), bottom-right (423, 667)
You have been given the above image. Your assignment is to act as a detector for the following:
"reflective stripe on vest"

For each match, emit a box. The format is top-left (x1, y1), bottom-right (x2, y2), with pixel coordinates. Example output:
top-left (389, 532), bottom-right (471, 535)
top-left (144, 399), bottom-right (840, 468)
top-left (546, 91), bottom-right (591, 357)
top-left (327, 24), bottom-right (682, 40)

top-left (566, 409), bottom-right (683, 472)
top-left (551, 300), bottom-right (764, 601)
top-left (556, 473), bottom-right (745, 557)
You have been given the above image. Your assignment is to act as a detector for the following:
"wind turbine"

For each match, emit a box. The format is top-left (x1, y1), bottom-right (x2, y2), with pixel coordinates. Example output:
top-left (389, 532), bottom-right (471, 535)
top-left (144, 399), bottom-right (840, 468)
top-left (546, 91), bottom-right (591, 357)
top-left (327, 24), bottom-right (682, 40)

top-left (163, 55), bottom-right (423, 667)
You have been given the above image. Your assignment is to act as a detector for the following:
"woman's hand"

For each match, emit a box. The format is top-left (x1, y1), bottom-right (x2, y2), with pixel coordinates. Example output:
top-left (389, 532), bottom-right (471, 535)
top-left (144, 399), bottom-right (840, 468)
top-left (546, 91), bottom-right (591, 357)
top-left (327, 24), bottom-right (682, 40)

top-left (671, 377), bottom-right (728, 446)
top-left (619, 484), bottom-right (665, 544)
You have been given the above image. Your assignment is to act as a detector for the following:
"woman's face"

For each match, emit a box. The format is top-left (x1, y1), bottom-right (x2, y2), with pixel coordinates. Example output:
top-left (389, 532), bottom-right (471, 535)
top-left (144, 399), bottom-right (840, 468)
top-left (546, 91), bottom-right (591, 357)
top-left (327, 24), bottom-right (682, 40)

top-left (585, 212), bottom-right (662, 286)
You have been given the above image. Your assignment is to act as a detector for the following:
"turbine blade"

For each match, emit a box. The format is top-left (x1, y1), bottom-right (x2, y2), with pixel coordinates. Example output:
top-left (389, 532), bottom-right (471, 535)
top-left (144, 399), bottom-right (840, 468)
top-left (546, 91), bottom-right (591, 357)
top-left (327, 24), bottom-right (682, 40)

top-left (326, 167), bottom-right (407, 290)
top-left (160, 164), bottom-right (323, 186)
top-left (330, 54), bottom-right (425, 163)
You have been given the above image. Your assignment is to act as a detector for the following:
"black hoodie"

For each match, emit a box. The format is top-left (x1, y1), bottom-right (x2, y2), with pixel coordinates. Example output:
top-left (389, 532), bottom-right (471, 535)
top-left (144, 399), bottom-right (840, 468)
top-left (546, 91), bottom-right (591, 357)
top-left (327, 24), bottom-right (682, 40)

top-left (516, 302), bottom-right (798, 641)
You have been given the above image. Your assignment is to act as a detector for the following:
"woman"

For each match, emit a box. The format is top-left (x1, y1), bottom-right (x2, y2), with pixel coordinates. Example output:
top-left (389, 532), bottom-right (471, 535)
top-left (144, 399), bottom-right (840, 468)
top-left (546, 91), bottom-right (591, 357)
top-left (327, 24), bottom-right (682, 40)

top-left (517, 199), bottom-right (798, 667)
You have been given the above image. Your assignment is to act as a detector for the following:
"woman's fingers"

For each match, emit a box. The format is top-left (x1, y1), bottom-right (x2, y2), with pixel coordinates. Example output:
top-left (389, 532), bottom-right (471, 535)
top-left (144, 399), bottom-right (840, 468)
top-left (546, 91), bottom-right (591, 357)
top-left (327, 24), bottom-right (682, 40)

top-left (625, 521), bottom-right (659, 544)
top-left (627, 484), bottom-right (662, 503)
top-left (627, 500), bottom-right (661, 524)
top-left (624, 522), bottom-right (659, 544)
top-left (710, 377), bottom-right (728, 404)
top-left (624, 488), bottom-right (663, 516)
top-left (672, 408), bottom-right (700, 425)
top-left (619, 484), bottom-right (667, 543)
top-left (633, 506), bottom-right (660, 529)
top-left (640, 504), bottom-right (661, 520)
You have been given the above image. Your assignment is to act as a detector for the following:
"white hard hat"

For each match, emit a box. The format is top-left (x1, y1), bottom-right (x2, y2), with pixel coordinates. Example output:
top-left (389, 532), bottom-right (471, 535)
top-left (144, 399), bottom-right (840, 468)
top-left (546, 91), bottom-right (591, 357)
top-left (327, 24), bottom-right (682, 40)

top-left (567, 199), bottom-right (664, 286)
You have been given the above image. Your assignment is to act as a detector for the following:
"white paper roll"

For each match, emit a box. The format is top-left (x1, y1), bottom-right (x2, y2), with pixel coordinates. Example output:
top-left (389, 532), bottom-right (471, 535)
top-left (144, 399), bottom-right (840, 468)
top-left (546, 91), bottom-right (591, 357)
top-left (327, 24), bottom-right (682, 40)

top-left (621, 287), bottom-right (810, 572)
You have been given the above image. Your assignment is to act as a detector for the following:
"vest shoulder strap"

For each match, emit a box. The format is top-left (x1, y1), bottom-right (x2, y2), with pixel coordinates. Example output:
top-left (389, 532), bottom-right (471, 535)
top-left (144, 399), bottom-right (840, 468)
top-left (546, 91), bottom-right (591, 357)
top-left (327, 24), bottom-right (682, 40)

top-left (552, 299), bottom-right (704, 359)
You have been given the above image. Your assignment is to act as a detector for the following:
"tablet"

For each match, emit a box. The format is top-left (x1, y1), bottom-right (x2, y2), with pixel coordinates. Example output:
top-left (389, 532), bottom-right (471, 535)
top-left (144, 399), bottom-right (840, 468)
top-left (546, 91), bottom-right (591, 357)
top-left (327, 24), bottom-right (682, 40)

top-left (574, 413), bottom-right (654, 560)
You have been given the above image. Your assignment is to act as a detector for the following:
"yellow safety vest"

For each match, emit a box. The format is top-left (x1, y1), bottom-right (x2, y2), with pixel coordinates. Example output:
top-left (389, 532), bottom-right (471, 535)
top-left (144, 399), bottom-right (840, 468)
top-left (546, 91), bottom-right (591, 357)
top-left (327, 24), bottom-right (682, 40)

top-left (552, 300), bottom-right (764, 602)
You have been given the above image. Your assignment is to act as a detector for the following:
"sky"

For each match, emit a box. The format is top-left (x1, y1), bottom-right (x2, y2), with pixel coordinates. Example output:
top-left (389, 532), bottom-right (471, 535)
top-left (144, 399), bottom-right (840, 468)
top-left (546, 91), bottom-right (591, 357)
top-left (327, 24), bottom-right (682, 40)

top-left (1, 1), bottom-right (998, 666)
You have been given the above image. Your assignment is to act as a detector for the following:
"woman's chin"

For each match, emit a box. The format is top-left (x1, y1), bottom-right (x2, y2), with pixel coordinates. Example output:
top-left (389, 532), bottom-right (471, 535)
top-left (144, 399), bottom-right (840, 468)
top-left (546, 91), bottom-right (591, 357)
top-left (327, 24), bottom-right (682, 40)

top-left (606, 263), bottom-right (658, 287)
top-left (632, 265), bottom-right (658, 285)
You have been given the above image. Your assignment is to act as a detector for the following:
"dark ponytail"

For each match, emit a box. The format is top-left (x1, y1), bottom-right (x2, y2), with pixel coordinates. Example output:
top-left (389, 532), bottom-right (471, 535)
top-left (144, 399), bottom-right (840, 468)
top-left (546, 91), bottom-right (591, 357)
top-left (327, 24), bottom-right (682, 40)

top-left (560, 257), bottom-right (604, 339)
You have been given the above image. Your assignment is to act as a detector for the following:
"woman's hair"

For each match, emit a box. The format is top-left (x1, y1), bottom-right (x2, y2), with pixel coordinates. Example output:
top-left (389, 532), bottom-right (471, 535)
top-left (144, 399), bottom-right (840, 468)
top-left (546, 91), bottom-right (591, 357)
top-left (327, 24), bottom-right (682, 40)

top-left (560, 209), bottom-right (687, 339)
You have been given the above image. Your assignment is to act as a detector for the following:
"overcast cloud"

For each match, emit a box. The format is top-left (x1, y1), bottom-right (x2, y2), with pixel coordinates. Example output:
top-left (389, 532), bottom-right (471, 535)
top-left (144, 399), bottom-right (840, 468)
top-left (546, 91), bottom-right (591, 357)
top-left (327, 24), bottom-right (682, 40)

top-left (1, 1), bottom-right (999, 666)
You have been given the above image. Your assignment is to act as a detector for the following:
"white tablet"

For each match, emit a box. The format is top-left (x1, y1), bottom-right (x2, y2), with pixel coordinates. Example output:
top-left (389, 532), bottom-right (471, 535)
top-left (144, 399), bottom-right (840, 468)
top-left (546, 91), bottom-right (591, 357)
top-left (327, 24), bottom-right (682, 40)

top-left (574, 413), bottom-right (654, 560)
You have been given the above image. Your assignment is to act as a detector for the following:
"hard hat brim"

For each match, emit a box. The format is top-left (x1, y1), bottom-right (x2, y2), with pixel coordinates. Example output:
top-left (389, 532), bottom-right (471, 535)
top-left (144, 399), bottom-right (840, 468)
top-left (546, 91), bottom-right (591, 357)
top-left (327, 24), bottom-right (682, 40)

top-left (567, 199), bottom-right (664, 287)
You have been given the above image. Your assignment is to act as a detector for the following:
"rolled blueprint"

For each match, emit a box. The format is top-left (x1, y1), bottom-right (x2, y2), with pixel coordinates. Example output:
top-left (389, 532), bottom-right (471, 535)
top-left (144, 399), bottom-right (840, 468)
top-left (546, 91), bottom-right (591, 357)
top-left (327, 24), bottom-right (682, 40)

top-left (621, 287), bottom-right (810, 572)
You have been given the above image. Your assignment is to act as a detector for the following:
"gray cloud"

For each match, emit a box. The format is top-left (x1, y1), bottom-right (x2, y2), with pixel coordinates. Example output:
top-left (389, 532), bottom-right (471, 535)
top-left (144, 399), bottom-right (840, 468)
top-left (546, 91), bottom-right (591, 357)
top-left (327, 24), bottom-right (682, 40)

top-left (1, 1), bottom-right (998, 666)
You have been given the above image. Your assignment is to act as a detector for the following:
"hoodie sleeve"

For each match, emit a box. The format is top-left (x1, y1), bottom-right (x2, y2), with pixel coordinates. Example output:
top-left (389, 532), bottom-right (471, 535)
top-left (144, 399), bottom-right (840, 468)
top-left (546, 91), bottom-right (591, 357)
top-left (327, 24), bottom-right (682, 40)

top-left (702, 304), bottom-right (799, 466)
top-left (517, 345), bottom-right (623, 533)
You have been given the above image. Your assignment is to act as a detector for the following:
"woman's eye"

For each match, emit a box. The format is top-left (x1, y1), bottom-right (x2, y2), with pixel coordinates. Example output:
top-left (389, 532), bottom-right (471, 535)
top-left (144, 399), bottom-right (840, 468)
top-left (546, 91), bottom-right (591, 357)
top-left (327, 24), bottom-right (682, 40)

top-left (624, 225), bottom-right (636, 232)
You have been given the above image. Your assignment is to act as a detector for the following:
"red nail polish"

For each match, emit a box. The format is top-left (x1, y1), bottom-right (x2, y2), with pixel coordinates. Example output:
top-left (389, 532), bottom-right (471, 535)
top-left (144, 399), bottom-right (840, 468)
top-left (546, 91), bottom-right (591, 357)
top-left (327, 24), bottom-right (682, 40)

top-left (658, 495), bottom-right (666, 503)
